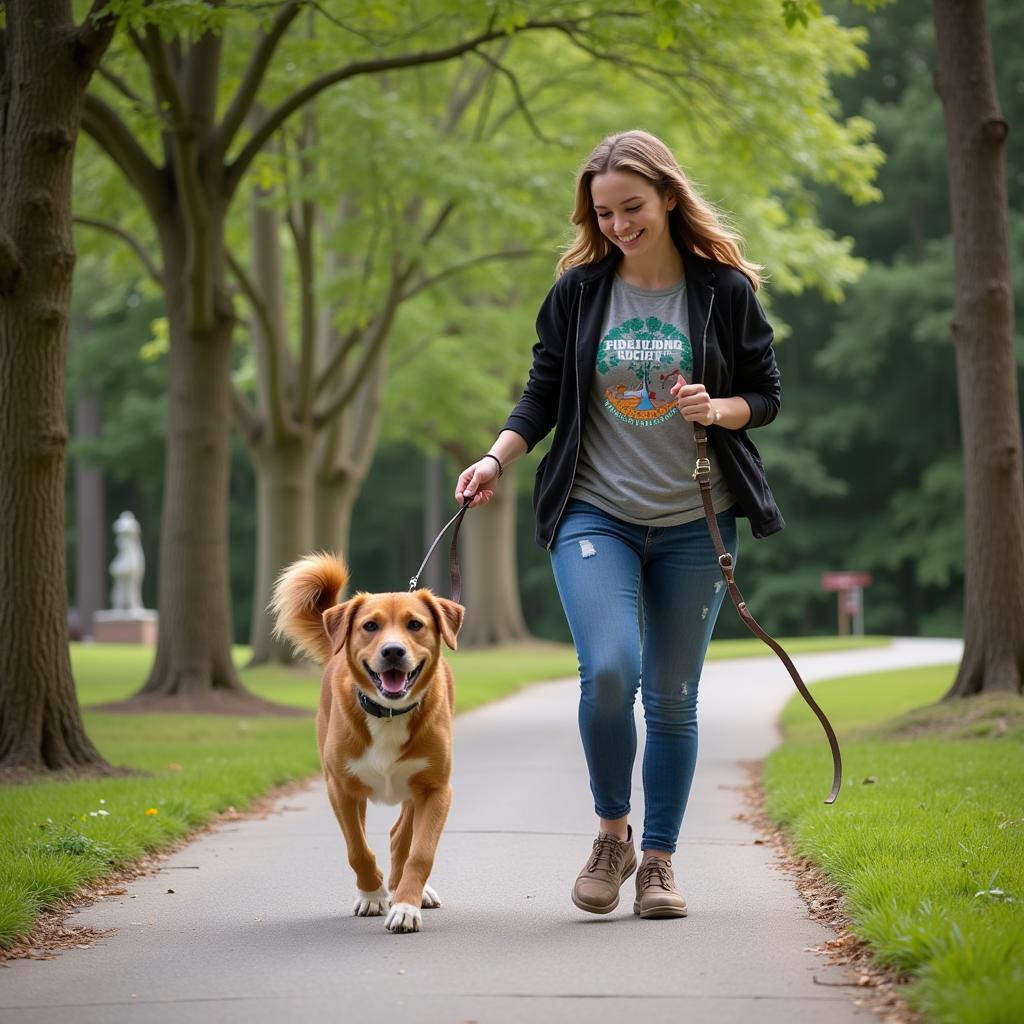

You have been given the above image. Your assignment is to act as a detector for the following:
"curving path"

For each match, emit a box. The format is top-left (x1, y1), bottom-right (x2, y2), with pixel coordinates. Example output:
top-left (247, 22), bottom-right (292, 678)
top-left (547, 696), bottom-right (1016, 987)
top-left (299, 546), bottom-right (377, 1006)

top-left (1, 638), bottom-right (962, 1023)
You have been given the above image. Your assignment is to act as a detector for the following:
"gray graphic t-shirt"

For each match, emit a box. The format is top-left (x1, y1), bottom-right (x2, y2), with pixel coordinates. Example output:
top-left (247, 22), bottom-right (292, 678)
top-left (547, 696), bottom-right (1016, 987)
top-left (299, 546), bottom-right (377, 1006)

top-left (570, 274), bottom-right (734, 526)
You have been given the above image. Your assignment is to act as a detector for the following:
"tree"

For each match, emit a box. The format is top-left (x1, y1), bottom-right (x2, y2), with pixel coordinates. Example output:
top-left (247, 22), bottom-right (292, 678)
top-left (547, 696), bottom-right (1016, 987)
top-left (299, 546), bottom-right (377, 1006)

top-left (730, 0), bottom-right (1023, 643)
top-left (80, 4), bottom-right (572, 699)
top-left (933, 0), bottom-right (1023, 696)
top-left (0, 0), bottom-right (116, 775)
top-left (76, 1), bottom-right (883, 684)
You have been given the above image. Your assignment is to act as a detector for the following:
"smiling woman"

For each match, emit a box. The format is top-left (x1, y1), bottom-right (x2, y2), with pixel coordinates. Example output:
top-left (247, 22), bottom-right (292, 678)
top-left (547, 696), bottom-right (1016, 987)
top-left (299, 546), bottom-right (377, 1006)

top-left (455, 129), bottom-right (784, 921)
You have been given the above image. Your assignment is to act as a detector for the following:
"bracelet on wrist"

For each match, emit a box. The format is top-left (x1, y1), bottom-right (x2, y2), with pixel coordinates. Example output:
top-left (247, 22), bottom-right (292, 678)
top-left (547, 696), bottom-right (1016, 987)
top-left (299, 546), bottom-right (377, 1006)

top-left (481, 452), bottom-right (503, 478)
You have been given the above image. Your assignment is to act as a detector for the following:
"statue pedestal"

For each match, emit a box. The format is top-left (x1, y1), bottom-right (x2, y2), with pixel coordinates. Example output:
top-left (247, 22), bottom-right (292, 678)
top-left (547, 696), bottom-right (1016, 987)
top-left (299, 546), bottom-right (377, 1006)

top-left (93, 610), bottom-right (158, 645)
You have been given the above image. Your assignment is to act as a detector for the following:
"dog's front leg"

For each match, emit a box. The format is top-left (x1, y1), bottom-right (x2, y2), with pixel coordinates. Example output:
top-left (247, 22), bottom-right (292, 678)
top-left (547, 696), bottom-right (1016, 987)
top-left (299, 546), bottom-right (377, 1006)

top-left (385, 785), bottom-right (451, 934)
top-left (326, 775), bottom-right (389, 916)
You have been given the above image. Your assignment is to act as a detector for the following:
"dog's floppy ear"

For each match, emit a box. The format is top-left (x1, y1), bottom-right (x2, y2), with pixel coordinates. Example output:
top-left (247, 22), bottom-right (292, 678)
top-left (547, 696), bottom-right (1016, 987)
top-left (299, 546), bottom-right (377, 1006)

top-left (323, 595), bottom-right (364, 655)
top-left (420, 592), bottom-right (465, 651)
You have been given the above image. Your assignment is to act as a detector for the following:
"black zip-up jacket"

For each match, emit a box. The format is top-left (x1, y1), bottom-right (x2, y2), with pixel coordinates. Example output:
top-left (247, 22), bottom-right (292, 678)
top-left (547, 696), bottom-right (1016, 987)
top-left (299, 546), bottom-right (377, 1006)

top-left (502, 247), bottom-right (785, 549)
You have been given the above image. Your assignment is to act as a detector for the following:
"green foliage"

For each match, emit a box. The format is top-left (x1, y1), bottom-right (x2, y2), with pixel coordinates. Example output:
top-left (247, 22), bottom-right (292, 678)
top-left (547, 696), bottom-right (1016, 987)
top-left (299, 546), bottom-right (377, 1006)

top-left (742, 0), bottom-right (1024, 638)
top-left (765, 664), bottom-right (1024, 1024)
top-left (69, 0), bottom-right (888, 644)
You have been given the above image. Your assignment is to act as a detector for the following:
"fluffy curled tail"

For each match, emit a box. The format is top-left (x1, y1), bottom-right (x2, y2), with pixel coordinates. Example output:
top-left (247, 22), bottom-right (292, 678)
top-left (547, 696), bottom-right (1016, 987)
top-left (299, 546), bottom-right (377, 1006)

top-left (270, 552), bottom-right (349, 664)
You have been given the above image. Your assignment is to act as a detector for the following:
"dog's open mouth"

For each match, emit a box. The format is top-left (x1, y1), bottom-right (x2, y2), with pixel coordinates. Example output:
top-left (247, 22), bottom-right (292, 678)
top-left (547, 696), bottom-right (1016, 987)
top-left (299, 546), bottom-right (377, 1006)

top-left (364, 661), bottom-right (424, 700)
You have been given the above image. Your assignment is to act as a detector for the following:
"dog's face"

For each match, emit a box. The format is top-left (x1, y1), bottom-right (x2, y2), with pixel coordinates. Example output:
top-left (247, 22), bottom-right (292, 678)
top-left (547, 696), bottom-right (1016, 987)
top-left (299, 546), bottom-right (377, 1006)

top-left (323, 590), bottom-right (464, 707)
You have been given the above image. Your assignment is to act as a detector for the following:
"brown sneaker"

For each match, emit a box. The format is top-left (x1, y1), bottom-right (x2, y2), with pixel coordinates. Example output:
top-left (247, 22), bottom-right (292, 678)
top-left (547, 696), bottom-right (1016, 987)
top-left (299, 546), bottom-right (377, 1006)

top-left (571, 827), bottom-right (637, 914)
top-left (633, 858), bottom-right (688, 919)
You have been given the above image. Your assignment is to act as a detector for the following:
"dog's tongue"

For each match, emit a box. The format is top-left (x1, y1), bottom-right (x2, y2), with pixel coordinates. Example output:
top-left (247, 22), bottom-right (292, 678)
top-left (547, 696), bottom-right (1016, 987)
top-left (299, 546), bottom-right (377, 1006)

top-left (380, 669), bottom-right (408, 695)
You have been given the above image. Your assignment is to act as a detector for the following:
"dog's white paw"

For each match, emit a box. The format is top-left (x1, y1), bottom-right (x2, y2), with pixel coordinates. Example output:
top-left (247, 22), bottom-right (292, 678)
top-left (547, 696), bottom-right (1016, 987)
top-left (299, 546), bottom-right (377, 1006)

top-left (421, 884), bottom-right (441, 909)
top-left (384, 902), bottom-right (422, 933)
top-left (353, 887), bottom-right (391, 917)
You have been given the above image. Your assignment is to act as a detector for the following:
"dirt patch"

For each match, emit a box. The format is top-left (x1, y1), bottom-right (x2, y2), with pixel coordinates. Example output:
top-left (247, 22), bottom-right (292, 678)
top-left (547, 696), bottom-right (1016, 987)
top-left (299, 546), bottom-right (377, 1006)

top-left (740, 760), bottom-right (922, 1024)
top-left (0, 776), bottom-right (316, 964)
top-left (91, 690), bottom-right (312, 718)
top-left (871, 692), bottom-right (1024, 743)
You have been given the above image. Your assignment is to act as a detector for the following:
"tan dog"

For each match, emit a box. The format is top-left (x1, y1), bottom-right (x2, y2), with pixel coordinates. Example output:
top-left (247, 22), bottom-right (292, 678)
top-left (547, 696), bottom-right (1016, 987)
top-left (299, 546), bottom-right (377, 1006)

top-left (270, 554), bottom-right (464, 934)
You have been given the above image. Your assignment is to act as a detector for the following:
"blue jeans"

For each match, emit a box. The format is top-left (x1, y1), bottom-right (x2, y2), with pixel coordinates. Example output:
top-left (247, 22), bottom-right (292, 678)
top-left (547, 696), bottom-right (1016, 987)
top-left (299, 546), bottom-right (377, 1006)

top-left (550, 499), bottom-right (738, 854)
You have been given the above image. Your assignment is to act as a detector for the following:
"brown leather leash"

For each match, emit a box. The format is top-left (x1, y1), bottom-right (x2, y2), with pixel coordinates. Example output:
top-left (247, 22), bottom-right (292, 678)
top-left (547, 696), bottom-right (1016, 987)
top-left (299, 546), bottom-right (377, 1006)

top-left (693, 424), bottom-right (842, 804)
top-left (409, 497), bottom-right (471, 604)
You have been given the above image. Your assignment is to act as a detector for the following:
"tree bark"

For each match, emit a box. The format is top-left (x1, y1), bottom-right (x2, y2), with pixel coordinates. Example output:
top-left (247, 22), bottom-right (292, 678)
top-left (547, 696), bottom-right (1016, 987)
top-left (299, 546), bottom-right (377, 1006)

top-left (458, 462), bottom-right (531, 647)
top-left (241, 173), bottom-right (313, 666)
top-left (933, 0), bottom-right (1024, 697)
top-left (0, 0), bottom-right (114, 774)
top-left (135, 213), bottom-right (248, 699)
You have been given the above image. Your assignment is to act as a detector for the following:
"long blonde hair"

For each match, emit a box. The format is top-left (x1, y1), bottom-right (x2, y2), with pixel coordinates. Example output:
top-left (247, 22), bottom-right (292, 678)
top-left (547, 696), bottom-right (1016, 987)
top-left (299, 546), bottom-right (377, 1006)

top-left (557, 130), bottom-right (762, 290)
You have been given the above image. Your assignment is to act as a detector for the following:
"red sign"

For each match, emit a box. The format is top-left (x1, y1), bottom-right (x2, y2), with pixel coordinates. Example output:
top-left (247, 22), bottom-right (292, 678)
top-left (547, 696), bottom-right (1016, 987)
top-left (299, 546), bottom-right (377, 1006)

top-left (821, 571), bottom-right (873, 592)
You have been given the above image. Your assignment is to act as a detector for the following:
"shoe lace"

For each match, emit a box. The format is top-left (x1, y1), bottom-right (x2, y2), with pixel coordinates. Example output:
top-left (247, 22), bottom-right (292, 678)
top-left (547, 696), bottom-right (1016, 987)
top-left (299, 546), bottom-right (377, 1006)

top-left (639, 860), bottom-right (673, 891)
top-left (587, 835), bottom-right (624, 874)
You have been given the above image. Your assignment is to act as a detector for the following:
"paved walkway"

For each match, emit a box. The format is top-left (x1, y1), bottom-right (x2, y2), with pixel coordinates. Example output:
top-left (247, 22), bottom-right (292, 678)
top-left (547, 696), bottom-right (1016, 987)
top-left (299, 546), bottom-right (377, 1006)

top-left (1, 638), bottom-right (962, 1023)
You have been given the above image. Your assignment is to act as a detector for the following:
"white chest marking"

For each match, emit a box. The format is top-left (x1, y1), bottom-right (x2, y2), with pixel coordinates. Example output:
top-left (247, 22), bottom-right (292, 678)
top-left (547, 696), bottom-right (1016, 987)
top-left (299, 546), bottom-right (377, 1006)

top-left (347, 716), bottom-right (428, 805)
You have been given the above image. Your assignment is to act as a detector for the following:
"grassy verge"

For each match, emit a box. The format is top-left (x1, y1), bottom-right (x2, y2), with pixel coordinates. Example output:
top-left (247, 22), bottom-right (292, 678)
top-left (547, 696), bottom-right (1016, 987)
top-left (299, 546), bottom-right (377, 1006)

top-left (763, 664), bottom-right (1024, 1024)
top-left (1, 631), bottom-right (888, 952)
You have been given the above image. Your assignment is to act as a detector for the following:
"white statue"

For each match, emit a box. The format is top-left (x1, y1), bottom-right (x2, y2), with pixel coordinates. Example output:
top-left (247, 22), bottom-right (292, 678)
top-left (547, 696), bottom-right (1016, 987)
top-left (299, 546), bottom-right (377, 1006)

top-left (109, 511), bottom-right (145, 613)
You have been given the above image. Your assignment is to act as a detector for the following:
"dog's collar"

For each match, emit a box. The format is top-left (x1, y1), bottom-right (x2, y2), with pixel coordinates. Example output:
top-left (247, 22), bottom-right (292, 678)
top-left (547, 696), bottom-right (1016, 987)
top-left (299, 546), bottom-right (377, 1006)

top-left (357, 689), bottom-right (419, 719)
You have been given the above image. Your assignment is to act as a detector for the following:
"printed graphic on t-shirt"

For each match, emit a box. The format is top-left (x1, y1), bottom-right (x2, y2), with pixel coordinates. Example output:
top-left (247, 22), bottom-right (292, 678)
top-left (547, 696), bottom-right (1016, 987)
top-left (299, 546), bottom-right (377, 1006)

top-left (595, 316), bottom-right (693, 426)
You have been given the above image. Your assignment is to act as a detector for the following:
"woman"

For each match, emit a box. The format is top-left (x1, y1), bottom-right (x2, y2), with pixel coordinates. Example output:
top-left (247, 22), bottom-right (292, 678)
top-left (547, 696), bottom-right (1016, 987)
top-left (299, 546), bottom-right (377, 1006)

top-left (455, 130), bottom-right (783, 920)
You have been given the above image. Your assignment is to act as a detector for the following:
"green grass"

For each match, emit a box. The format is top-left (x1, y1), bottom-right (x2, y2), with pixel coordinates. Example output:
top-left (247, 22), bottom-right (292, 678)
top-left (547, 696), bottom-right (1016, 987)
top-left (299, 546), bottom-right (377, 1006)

top-left (0, 631), bottom-right (887, 952)
top-left (707, 634), bottom-right (888, 660)
top-left (764, 664), bottom-right (1024, 1024)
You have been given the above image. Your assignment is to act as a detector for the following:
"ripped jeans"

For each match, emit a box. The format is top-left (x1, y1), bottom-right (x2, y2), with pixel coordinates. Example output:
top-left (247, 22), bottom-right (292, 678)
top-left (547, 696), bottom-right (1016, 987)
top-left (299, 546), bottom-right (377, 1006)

top-left (550, 499), bottom-right (738, 854)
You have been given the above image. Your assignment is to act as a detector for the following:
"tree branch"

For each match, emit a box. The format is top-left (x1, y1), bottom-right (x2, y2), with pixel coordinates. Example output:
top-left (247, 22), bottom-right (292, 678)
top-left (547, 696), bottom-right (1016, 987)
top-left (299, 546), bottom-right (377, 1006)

top-left (139, 28), bottom-right (212, 329)
top-left (213, 0), bottom-right (304, 161)
top-left (422, 200), bottom-right (457, 247)
top-left (185, 32), bottom-right (223, 137)
top-left (313, 323), bottom-right (363, 400)
top-left (225, 247), bottom-right (294, 442)
top-left (224, 17), bottom-right (590, 196)
top-left (471, 49), bottom-right (551, 143)
top-left (142, 24), bottom-right (188, 128)
top-left (81, 94), bottom-right (167, 217)
top-left (400, 248), bottom-right (537, 303)
top-left (312, 268), bottom-right (411, 429)
top-left (231, 384), bottom-right (264, 448)
top-left (95, 64), bottom-right (148, 108)
top-left (73, 216), bottom-right (162, 286)
top-left (74, 0), bottom-right (116, 72)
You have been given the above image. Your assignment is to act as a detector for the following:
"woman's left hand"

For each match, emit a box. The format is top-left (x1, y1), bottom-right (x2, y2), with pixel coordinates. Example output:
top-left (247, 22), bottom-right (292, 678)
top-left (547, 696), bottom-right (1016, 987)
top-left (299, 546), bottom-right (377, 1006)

top-left (671, 380), bottom-right (718, 426)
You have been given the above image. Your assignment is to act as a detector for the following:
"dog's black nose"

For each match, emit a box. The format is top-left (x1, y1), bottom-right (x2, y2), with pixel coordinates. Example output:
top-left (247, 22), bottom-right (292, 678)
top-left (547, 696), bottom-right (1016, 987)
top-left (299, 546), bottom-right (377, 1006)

top-left (380, 643), bottom-right (406, 662)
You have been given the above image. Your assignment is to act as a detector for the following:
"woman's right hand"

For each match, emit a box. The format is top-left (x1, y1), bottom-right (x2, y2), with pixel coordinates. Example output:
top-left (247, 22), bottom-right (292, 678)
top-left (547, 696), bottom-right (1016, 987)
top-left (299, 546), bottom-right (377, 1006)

top-left (455, 457), bottom-right (500, 508)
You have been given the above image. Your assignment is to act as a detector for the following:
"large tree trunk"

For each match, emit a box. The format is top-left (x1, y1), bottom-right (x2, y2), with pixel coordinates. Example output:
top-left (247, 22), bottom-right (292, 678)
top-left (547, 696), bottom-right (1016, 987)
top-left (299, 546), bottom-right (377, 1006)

top-left (0, 0), bottom-right (114, 775)
top-left (133, 216), bottom-right (250, 702)
top-left (933, 0), bottom-right (1024, 697)
top-left (458, 462), bottom-right (531, 647)
top-left (243, 174), bottom-right (312, 666)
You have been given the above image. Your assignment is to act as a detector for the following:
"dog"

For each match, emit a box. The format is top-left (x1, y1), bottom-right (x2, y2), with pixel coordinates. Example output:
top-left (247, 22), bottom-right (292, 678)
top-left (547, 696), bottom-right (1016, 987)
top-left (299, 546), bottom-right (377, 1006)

top-left (270, 553), bottom-right (464, 934)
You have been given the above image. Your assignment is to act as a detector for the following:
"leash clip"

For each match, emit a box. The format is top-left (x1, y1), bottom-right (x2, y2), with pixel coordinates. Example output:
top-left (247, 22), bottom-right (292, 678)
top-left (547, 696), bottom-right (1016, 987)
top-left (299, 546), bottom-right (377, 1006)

top-left (408, 576), bottom-right (419, 592)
